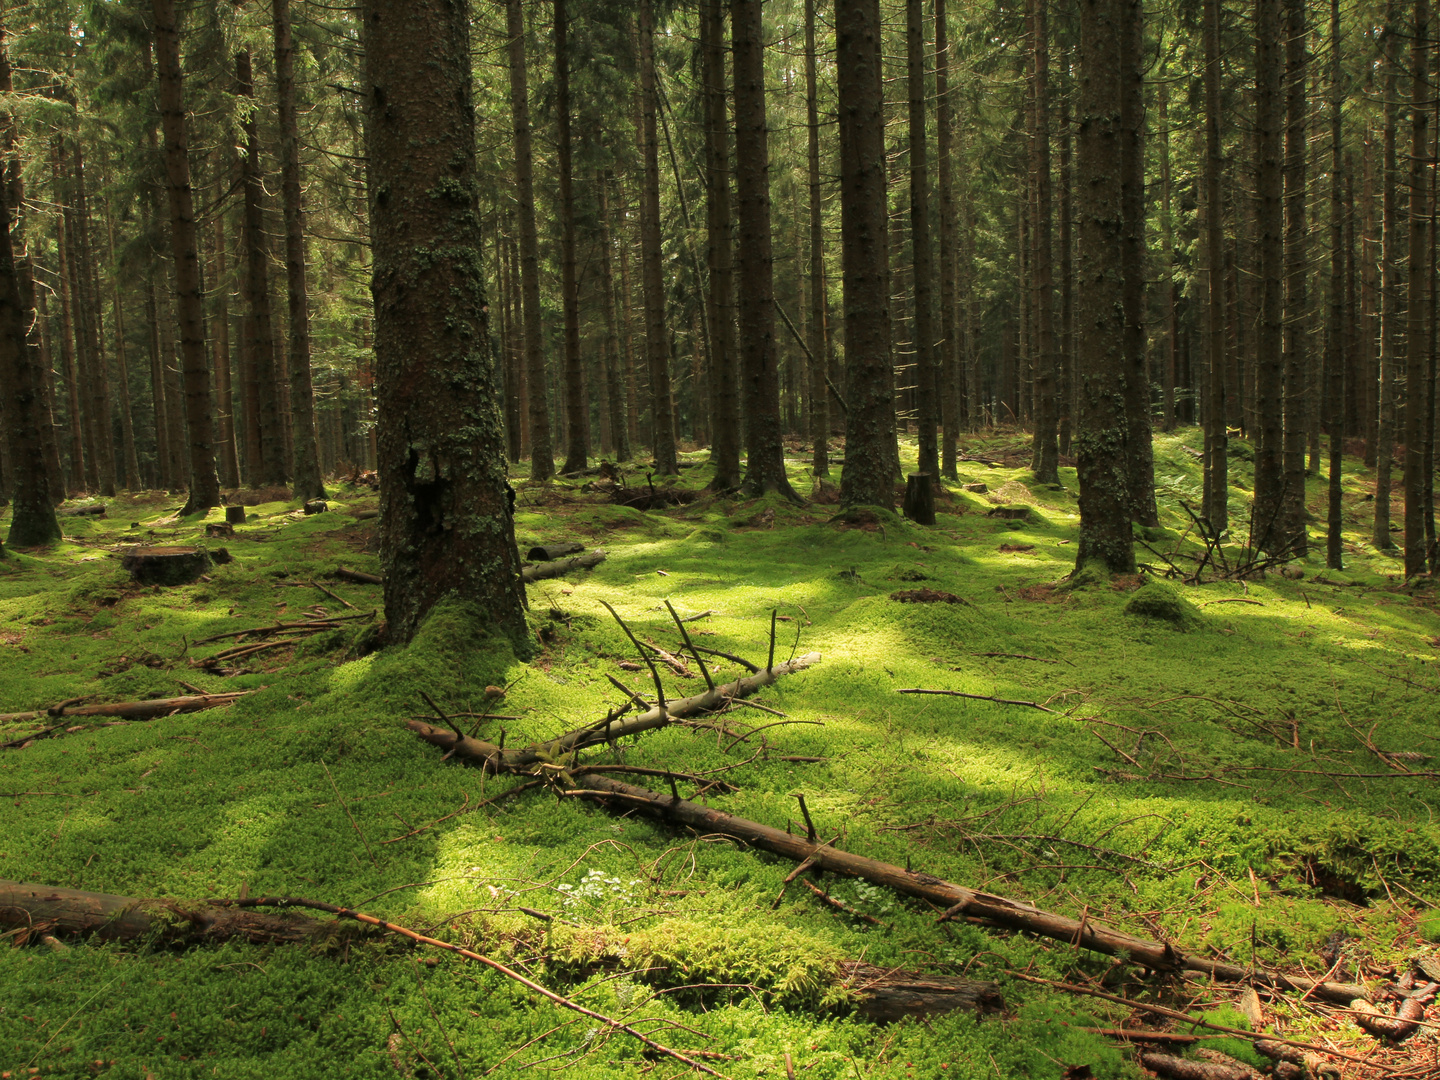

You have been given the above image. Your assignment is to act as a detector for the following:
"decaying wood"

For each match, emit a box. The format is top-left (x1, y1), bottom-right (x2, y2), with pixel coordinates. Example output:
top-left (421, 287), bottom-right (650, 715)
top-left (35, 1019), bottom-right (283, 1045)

top-left (407, 652), bottom-right (821, 772)
top-left (0, 880), bottom-right (338, 945)
top-left (122, 545), bottom-right (215, 586)
top-left (840, 961), bottom-right (1001, 1022)
top-left (545, 774), bottom-right (1370, 1006)
top-left (192, 611), bottom-right (374, 645)
top-left (334, 566), bottom-right (383, 585)
top-left (224, 505), bottom-right (247, 525)
top-left (0, 691), bottom-right (250, 726)
top-left (1351, 985), bottom-right (1436, 1040)
top-left (526, 541), bottom-right (585, 561)
top-left (902, 473), bottom-right (937, 525)
top-left (1138, 1050), bottom-right (1255, 1080)
top-left (521, 550), bottom-right (606, 582)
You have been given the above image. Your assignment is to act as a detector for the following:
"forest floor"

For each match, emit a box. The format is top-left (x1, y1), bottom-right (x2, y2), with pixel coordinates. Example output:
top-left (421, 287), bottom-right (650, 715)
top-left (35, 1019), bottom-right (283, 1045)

top-left (1, 428), bottom-right (1439, 1080)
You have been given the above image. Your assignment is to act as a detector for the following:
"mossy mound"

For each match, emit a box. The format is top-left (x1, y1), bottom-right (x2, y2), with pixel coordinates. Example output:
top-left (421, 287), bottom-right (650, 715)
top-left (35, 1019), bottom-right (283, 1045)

top-left (1123, 580), bottom-right (1202, 628)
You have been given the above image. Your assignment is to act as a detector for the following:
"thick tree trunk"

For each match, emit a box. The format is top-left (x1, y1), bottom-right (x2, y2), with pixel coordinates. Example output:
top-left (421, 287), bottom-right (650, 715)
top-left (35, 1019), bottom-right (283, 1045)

top-left (1074, 0), bottom-right (1135, 574)
top-left (235, 51), bottom-right (286, 489)
top-left (274, 0), bottom-right (325, 502)
top-left (100, 215), bottom-right (142, 492)
top-left (1374, 4), bottom-right (1401, 549)
top-left (69, 141), bottom-right (117, 497)
top-left (361, 0), bottom-right (528, 646)
top-left (505, 0), bottom-right (554, 481)
top-left (1029, 0), bottom-right (1059, 484)
top-left (1119, 0), bottom-right (1155, 525)
top-left (617, 191), bottom-right (641, 455)
top-left (1057, 71), bottom-right (1074, 455)
top-left (153, 0), bottom-right (219, 514)
top-left (1402, 0), bottom-right (1430, 576)
top-left (555, 0), bottom-right (588, 475)
top-left (638, 1), bottom-right (678, 476)
top-left (0, 25), bottom-right (58, 545)
top-left (596, 176), bottom-right (629, 463)
top-left (1254, 0), bottom-right (1287, 553)
top-left (804, 0), bottom-right (830, 479)
top-left (732, 0), bottom-right (797, 499)
top-left (907, 0), bottom-right (939, 480)
top-left (1326, 0), bottom-right (1346, 570)
top-left (210, 187), bottom-right (239, 489)
top-left (1159, 79), bottom-right (1176, 433)
top-left (1281, 0), bottom-right (1310, 557)
top-left (836, 0), bottom-right (896, 510)
top-left (701, 0), bottom-right (740, 487)
top-left (51, 159), bottom-right (85, 493)
top-left (1202, 0), bottom-right (1229, 532)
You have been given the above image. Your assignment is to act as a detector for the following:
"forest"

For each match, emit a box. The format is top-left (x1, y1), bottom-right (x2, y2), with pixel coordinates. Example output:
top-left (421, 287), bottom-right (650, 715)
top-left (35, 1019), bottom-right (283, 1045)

top-left (2, 0), bottom-right (1440, 1077)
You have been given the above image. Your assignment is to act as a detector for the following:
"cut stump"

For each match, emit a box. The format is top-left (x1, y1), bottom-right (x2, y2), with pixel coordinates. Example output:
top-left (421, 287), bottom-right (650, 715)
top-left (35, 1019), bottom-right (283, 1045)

top-left (122, 546), bottom-right (212, 586)
top-left (303, 500), bottom-right (328, 515)
top-left (224, 505), bottom-right (247, 525)
top-left (902, 473), bottom-right (937, 525)
top-left (988, 505), bottom-right (1031, 521)
top-left (205, 522), bottom-right (234, 538)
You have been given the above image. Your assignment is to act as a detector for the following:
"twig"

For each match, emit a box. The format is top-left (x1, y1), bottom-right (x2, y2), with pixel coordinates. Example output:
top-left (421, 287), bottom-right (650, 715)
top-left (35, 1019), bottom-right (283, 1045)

top-left (897, 688), bottom-right (1058, 713)
top-left (801, 878), bottom-right (885, 926)
top-left (665, 599), bottom-right (714, 691)
top-left (322, 761), bottom-right (377, 867)
top-left (381, 782), bottom-right (541, 845)
top-left (601, 601), bottom-right (666, 710)
top-left (687, 643), bottom-right (760, 674)
top-left (310, 579), bottom-right (356, 610)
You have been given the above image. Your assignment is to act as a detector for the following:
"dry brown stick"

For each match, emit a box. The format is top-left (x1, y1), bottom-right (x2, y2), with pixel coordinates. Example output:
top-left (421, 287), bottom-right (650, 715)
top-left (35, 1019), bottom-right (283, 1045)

top-left (191, 611), bottom-right (373, 645)
top-left (549, 774), bottom-right (1369, 1006)
top-left (214, 896), bottom-right (721, 1076)
top-left (522, 551), bottom-right (607, 583)
top-left (801, 878), bottom-right (885, 926)
top-left (687, 644), bottom-right (760, 674)
top-left (0, 692), bottom-right (250, 727)
top-left (666, 599), bottom-right (715, 691)
top-left (897, 688), bottom-right (1059, 713)
top-left (601, 600), bottom-right (668, 710)
top-left (322, 761), bottom-right (377, 867)
top-left (1008, 973), bottom-right (1382, 1069)
top-left (335, 566), bottom-right (383, 585)
top-left (310, 580), bottom-right (356, 610)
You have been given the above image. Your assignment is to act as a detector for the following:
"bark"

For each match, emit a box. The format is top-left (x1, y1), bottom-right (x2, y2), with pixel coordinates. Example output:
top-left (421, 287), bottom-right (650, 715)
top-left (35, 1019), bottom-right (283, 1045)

top-left (639, 0), bottom-right (677, 475)
top-left (1029, 0), bottom-right (1059, 483)
top-left (1403, 0), bottom-right (1430, 577)
top-left (1057, 69), bottom-right (1074, 455)
top-left (505, 0), bottom-right (554, 481)
top-left (1374, 3), bottom-right (1401, 549)
top-left (361, 0), bottom-right (528, 646)
top-left (51, 159), bottom-right (84, 492)
top-left (1074, 0), bottom-right (1135, 573)
top-left (0, 881), bottom-right (332, 946)
top-left (0, 692), bottom-right (250, 726)
top-left (274, 0), bottom-right (325, 502)
top-left (1159, 79), bottom-right (1176, 433)
top-left (907, 0), bottom-right (939, 480)
top-left (804, 0), bottom-right (830, 478)
top-left (701, 0), bottom-right (739, 486)
top-left (617, 187), bottom-right (641, 455)
top-left (1254, 0), bottom-right (1287, 553)
top-left (1119, 0), bottom-right (1155, 524)
top-left (210, 186), bottom-right (239, 488)
top-left (1361, 135), bottom-right (1379, 463)
top-left (153, 0), bottom-right (219, 511)
top-left (836, 0), bottom-right (896, 510)
top-left (522, 550), bottom-right (607, 583)
top-left (60, 146), bottom-right (100, 492)
top-left (1281, 0), bottom-right (1310, 556)
top-left (1203, 0), bottom-right (1229, 532)
top-left (0, 27), bottom-right (58, 545)
top-left (555, 0), bottom-right (588, 475)
top-left (33, 285), bottom-right (66, 497)
top-left (1325, 0), bottom-right (1345, 571)
top-left (731, 0), bottom-right (797, 499)
top-left (936, 0), bottom-right (958, 477)
top-left (68, 141), bottom-right (117, 496)
top-left (597, 176), bottom-right (630, 463)
top-left (235, 50), bottom-right (286, 489)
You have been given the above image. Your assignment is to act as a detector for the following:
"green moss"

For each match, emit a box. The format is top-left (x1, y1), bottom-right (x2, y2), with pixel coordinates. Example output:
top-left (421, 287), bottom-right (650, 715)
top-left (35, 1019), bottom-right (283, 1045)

top-left (1124, 580), bottom-right (1202, 628)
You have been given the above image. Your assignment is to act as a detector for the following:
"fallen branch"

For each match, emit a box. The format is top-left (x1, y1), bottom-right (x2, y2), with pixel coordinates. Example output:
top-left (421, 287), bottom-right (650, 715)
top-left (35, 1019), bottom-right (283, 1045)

top-left (334, 566), bottom-right (383, 585)
top-left (897, 687), bottom-right (1059, 713)
top-left (0, 691), bottom-right (250, 727)
top-left (522, 551), bottom-right (606, 583)
top-left (408, 652), bottom-right (822, 773)
top-left (553, 774), bottom-right (1370, 1006)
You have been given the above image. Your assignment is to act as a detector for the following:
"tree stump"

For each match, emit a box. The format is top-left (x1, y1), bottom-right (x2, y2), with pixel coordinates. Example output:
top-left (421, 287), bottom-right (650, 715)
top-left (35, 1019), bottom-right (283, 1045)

top-left (902, 473), bottom-right (936, 525)
top-left (122, 546), bottom-right (212, 586)
top-left (987, 505), bottom-right (1031, 521)
top-left (205, 522), bottom-right (234, 538)
top-left (303, 500), bottom-right (328, 515)
top-left (526, 541), bottom-right (585, 562)
top-left (225, 505), bottom-right (247, 525)
top-left (61, 504), bottom-right (106, 518)
top-left (962, 482), bottom-right (988, 494)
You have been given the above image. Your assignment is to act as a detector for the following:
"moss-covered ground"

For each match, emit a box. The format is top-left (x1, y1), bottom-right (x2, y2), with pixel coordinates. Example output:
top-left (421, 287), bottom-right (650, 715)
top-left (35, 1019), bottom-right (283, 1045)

top-left (1, 429), bottom-right (1438, 1079)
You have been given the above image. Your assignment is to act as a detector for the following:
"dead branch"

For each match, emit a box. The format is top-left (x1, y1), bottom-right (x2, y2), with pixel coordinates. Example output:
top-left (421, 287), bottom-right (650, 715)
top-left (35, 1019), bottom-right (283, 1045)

top-left (522, 551), bottom-right (607, 583)
top-left (0, 691), bottom-right (250, 729)
top-left (897, 687), bottom-right (1059, 713)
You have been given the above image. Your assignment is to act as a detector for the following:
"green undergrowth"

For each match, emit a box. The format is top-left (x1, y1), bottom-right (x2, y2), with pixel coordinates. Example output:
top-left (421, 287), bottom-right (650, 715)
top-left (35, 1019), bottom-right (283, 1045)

top-left (1, 429), bottom-right (1438, 1078)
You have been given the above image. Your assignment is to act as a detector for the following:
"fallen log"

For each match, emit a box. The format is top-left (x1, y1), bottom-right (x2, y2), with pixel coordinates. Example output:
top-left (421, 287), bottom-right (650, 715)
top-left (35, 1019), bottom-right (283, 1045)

top-left (1138, 1051), bottom-right (1254, 1080)
top-left (526, 541), bottom-right (586, 562)
top-left (841, 961), bottom-right (1001, 1022)
top-left (408, 652), bottom-right (821, 772)
top-left (548, 774), bottom-right (1370, 1006)
top-left (334, 566), bottom-right (383, 585)
top-left (521, 550), bottom-right (607, 583)
top-left (0, 691), bottom-right (250, 726)
top-left (0, 880), bottom-right (336, 945)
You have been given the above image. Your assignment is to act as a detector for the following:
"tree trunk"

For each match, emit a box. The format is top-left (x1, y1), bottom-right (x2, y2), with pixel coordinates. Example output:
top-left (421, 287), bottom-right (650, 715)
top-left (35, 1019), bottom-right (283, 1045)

top-left (69, 141), bottom-right (117, 497)
top-left (1119, 0), bottom-right (1155, 525)
top-left (936, 0), bottom-right (959, 477)
top-left (1058, 65), bottom-right (1074, 455)
top-left (210, 185), bottom-right (239, 489)
top-left (153, 0), bottom-right (219, 514)
top-left (836, 0), bottom-right (895, 510)
top-left (804, 0), bottom-right (830, 479)
top-left (731, 0), bottom-right (796, 498)
top-left (361, 0), bottom-right (528, 646)
top-left (1402, 0), bottom-right (1430, 576)
top-left (505, 0), bottom-right (554, 481)
top-left (639, 0), bottom-right (678, 476)
top-left (1325, 0), bottom-right (1346, 570)
top-left (597, 176), bottom-right (630, 463)
top-left (1361, 132), bottom-right (1379, 466)
top-left (1074, 0), bottom-right (1135, 574)
top-left (907, 0), bottom-right (939, 480)
top-left (1029, 0), bottom-right (1059, 483)
top-left (0, 23), bottom-right (59, 545)
top-left (1159, 78), bottom-right (1176, 433)
top-left (1254, 0), bottom-right (1287, 553)
top-left (555, 0), bottom-right (588, 475)
top-left (51, 155), bottom-right (85, 493)
top-left (617, 188), bottom-right (641, 455)
top-left (1202, 0), bottom-right (1229, 532)
top-left (235, 50), bottom-right (286, 489)
top-left (274, 0), bottom-right (325, 502)
top-left (1374, 3), bottom-right (1401, 549)
top-left (701, 0), bottom-right (740, 487)
top-left (1281, 0), bottom-right (1310, 557)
